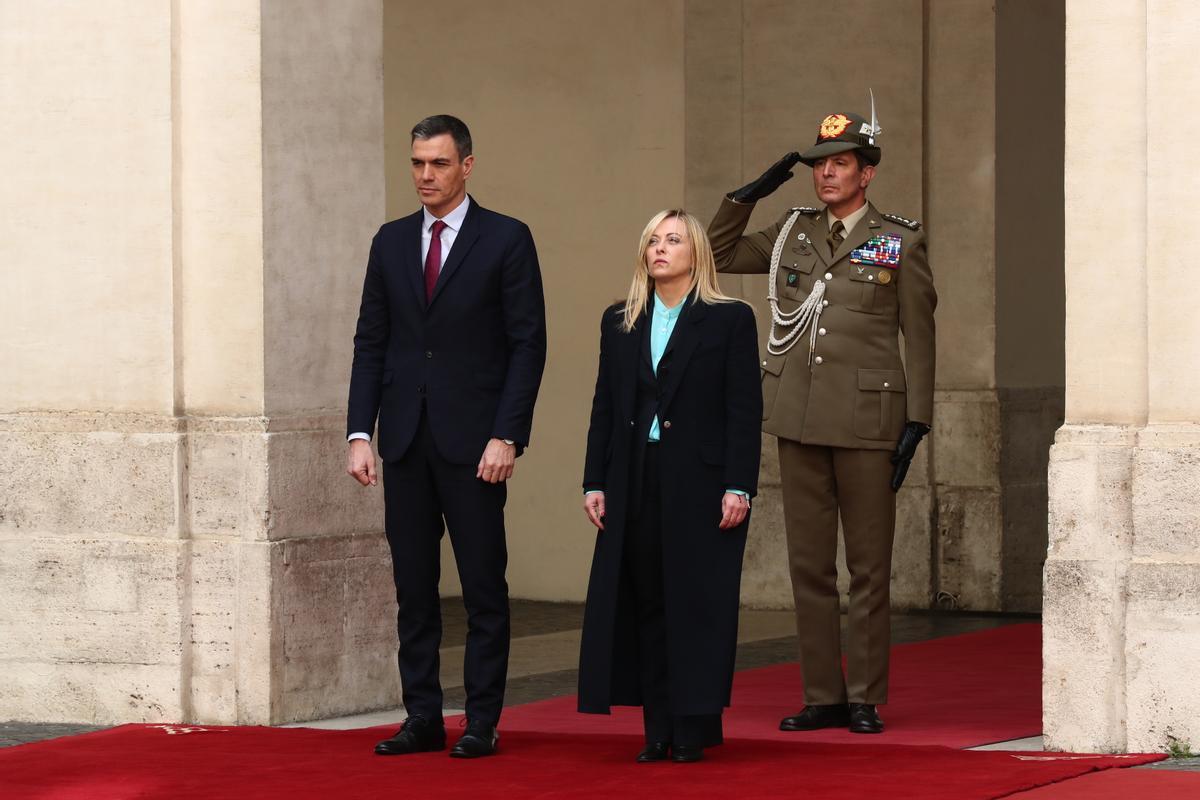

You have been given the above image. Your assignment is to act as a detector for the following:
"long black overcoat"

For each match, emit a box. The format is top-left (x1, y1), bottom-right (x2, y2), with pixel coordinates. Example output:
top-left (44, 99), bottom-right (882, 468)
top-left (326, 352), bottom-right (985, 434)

top-left (577, 296), bottom-right (762, 716)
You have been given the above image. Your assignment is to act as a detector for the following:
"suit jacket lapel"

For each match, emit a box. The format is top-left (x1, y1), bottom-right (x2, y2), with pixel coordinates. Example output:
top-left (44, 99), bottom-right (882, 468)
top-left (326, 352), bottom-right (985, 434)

top-left (429, 196), bottom-right (482, 308)
top-left (403, 210), bottom-right (426, 308)
top-left (831, 202), bottom-right (882, 265)
top-left (658, 296), bottom-right (707, 414)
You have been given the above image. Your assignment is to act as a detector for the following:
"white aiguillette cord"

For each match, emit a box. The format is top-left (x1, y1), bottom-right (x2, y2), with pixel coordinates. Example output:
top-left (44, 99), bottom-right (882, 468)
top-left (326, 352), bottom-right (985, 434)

top-left (767, 210), bottom-right (826, 362)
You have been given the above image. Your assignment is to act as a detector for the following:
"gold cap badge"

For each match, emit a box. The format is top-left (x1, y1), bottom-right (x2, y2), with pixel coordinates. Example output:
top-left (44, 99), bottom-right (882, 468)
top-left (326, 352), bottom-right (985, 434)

top-left (819, 114), bottom-right (852, 140)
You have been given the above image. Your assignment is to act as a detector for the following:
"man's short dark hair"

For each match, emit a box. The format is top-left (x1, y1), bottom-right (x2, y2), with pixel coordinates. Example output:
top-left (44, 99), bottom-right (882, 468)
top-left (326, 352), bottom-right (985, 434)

top-left (853, 150), bottom-right (870, 170)
top-left (411, 115), bottom-right (472, 160)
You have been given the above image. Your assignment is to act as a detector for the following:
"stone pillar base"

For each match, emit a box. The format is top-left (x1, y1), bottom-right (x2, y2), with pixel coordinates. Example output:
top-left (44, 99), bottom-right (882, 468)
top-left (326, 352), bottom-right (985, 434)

top-left (1045, 423), bottom-right (1200, 753)
top-left (0, 414), bottom-right (396, 726)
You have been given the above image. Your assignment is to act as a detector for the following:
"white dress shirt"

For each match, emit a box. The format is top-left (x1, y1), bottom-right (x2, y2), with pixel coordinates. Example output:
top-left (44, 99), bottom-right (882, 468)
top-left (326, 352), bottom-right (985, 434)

top-left (349, 195), bottom-right (472, 444)
top-left (421, 194), bottom-right (471, 268)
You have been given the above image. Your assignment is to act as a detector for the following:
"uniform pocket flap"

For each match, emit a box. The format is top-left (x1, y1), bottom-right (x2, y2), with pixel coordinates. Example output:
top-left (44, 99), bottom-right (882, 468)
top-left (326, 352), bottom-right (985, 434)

top-left (785, 251), bottom-right (818, 274)
top-left (761, 356), bottom-right (785, 377)
top-left (858, 369), bottom-right (905, 392)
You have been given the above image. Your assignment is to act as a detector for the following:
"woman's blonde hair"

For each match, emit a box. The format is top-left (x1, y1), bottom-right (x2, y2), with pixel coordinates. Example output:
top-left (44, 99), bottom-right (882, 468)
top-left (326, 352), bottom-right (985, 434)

top-left (620, 209), bottom-right (737, 332)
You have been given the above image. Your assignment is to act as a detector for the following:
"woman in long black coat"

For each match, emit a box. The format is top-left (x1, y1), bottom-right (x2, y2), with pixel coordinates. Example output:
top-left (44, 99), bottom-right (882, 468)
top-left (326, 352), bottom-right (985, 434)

top-left (577, 209), bottom-right (762, 763)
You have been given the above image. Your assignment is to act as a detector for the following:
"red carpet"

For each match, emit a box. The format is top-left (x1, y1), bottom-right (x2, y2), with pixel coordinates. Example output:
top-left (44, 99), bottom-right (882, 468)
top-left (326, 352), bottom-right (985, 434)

top-left (1008, 766), bottom-right (1200, 798)
top-left (497, 623), bottom-right (1043, 748)
top-left (0, 725), bottom-right (1163, 800)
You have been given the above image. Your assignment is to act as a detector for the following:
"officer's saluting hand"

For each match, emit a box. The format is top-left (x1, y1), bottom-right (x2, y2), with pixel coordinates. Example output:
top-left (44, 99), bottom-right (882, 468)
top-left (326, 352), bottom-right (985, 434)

top-left (729, 152), bottom-right (802, 204)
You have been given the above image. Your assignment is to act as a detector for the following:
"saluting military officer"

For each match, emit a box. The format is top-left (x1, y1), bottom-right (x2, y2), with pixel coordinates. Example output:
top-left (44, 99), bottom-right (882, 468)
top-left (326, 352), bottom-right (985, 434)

top-left (708, 108), bottom-right (936, 735)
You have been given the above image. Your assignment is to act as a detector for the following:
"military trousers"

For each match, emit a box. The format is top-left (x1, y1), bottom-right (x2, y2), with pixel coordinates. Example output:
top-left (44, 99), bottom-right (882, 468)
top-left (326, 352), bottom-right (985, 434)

top-left (777, 439), bottom-right (896, 705)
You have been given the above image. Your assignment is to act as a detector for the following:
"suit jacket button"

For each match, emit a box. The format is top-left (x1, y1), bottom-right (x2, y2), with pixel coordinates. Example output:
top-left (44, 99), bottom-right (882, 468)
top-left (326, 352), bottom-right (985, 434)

top-left (418, 385), bottom-right (426, 394)
top-left (814, 356), bottom-right (824, 365)
top-left (824, 272), bottom-right (833, 280)
top-left (663, 420), bottom-right (671, 429)
top-left (425, 350), bottom-right (433, 358)
top-left (630, 420), bottom-right (636, 427)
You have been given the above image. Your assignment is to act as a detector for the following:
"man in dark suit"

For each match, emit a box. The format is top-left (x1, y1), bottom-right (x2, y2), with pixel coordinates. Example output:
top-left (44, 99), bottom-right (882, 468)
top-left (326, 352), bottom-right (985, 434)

top-left (346, 115), bottom-right (546, 758)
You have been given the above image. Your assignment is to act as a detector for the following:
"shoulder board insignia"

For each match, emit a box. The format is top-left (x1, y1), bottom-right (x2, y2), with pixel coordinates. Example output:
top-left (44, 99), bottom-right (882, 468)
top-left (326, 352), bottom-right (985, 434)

top-left (790, 207), bottom-right (820, 215)
top-left (881, 212), bottom-right (921, 230)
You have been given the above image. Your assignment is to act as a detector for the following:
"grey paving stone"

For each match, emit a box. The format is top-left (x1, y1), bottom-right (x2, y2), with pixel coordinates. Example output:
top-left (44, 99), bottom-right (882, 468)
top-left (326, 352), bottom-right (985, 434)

top-left (1142, 755), bottom-right (1200, 772)
top-left (0, 722), bottom-right (106, 749)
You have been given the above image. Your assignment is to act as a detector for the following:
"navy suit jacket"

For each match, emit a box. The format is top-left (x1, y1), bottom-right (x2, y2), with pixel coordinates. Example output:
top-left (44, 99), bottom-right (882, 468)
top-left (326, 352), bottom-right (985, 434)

top-left (347, 196), bottom-right (547, 464)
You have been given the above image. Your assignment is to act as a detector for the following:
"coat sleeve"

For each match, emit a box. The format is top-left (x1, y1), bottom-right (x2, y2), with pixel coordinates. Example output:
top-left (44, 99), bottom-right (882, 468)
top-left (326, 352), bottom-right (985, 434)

top-left (722, 303), bottom-right (764, 497)
top-left (897, 229), bottom-right (937, 426)
top-left (347, 231), bottom-right (389, 438)
top-left (582, 308), bottom-right (617, 492)
top-left (491, 222), bottom-right (548, 447)
top-left (707, 197), bottom-right (781, 275)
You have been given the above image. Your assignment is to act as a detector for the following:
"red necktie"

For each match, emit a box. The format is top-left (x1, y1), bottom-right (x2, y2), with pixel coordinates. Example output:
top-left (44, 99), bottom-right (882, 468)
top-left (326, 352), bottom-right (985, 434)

top-left (424, 219), bottom-right (447, 303)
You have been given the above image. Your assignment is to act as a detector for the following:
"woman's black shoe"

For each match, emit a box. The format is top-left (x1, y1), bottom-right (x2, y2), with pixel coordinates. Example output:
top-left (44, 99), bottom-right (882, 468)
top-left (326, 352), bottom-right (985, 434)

top-left (671, 744), bottom-right (704, 763)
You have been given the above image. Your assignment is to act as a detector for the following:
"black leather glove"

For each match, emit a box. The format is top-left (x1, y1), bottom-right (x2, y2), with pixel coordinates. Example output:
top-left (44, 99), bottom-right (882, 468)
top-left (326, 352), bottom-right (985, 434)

top-left (729, 152), bottom-right (802, 203)
top-left (890, 422), bottom-right (931, 492)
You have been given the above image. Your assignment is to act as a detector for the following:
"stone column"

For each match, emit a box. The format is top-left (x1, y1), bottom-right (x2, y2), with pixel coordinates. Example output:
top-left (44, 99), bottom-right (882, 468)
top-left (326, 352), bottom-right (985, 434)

top-left (925, 0), bottom-right (1002, 612)
top-left (0, 0), bottom-right (388, 725)
top-left (1047, 0), bottom-right (1200, 753)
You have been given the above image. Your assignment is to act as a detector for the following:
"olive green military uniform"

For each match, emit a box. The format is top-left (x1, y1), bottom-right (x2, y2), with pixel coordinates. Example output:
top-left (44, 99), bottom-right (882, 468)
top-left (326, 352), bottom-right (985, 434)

top-left (708, 197), bottom-right (936, 705)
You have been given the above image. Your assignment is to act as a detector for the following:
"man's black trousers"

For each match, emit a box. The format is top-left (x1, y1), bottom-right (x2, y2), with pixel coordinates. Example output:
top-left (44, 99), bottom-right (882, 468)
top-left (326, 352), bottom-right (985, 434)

top-left (382, 412), bottom-right (510, 726)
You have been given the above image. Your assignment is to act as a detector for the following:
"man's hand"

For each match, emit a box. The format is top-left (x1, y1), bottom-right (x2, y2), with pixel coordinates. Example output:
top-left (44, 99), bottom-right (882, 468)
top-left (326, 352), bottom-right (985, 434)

top-left (890, 422), bottom-right (931, 492)
top-left (719, 492), bottom-right (751, 530)
top-left (730, 152), bottom-right (802, 204)
top-left (477, 438), bottom-right (516, 483)
top-left (347, 439), bottom-right (378, 487)
top-left (583, 491), bottom-right (605, 530)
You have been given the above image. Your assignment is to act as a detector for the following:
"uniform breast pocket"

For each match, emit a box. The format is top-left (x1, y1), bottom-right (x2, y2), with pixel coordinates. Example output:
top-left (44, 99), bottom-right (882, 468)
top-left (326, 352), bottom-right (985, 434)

top-left (853, 368), bottom-right (907, 441)
top-left (847, 266), bottom-right (897, 314)
top-left (782, 251), bottom-right (819, 300)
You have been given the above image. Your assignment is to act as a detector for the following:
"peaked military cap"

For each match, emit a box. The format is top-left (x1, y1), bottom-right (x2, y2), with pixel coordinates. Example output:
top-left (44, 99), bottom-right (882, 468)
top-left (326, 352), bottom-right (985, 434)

top-left (798, 112), bottom-right (881, 167)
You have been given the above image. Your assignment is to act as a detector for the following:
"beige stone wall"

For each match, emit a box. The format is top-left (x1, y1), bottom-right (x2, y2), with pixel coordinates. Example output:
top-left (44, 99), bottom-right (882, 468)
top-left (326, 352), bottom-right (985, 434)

top-left (0, 1), bottom-right (185, 724)
top-left (994, 0), bottom-right (1066, 613)
top-left (0, 2), bottom-right (174, 413)
top-left (373, 0), bottom-right (1062, 614)
top-left (1046, 0), bottom-right (1200, 754)
top-left (383, 0), bottom-right (687, 601)
top-left (1, 0), bottom-right (1078, 726)
top-left (1, 1), bottom-right (390, 725)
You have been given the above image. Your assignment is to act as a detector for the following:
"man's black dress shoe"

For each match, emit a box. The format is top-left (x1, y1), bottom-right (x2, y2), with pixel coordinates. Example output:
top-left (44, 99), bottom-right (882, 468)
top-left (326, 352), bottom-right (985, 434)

top-left (849, 703), bottom-right (884, 734)
top-left (449, 719), bottom-right (499, 758)
top-left (374, 715), bottom-right (446, 755)
top-left (779, 704), bottom-right (851, 731)
top-left (670, 744), bottom-right (704, 763)
top-left (636, 742), bottom-right (671, 763)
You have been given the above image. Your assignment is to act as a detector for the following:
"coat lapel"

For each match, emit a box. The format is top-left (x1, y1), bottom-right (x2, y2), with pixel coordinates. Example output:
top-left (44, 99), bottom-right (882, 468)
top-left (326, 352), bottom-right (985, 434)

top-left (429, 196), bottom-right (482, 308)
top-left (621, 310), bottom-right (644, 416)
top-left (640, 296), bottom-right (654, 372)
